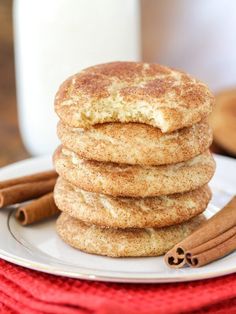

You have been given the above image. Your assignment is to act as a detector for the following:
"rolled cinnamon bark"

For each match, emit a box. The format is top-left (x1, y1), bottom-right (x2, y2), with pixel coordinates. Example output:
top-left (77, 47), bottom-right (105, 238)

top-left (16, 193), bottom-right (59, 225)
top-left (165, 196), bottom-right (236, 268)
top-left (0, 170), bottom-right (57, 190)
top-left (186, 227), bottom-right (236, 267)
top-left (0, 178), bottom-right (56, 208)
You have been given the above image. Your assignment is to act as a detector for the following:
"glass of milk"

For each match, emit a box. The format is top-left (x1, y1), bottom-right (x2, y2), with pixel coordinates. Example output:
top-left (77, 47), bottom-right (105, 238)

top-left (13, 0), bottom-right (140, 155)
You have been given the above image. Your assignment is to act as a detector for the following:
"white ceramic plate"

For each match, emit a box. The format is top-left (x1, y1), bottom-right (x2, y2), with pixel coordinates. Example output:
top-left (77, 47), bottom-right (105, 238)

top-left (0, 155), bottom-right (235, 283)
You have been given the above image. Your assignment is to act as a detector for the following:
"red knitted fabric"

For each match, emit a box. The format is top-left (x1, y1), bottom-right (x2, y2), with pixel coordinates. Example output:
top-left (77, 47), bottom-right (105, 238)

top-left (0, 259), bottom-right (235, 314)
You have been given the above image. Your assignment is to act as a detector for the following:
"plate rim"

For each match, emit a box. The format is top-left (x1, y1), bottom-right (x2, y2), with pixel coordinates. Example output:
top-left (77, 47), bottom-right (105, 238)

top-left (1, 250), bottom-right (235, 283)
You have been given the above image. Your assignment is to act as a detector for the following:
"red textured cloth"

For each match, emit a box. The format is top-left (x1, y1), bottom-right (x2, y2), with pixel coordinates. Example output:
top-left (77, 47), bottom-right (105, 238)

top-left (0, 259), bottom-right (235, 314)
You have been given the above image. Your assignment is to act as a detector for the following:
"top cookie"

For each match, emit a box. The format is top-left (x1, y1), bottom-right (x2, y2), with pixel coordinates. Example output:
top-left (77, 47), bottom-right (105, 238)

top-left (55, 62), bottom-right (214, 132)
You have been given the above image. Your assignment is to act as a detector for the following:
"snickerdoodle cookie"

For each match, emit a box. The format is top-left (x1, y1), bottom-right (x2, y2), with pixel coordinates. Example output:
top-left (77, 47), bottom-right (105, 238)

top-left (55, 62), bottom-right (214, 133)
top-left (56, 212), bottom-right (206, 257)
top-left (53, 146), bottom-right (215, 197)
top-left (210, 89), bottom-right (236, 155)
top-left (57, 119), bottom-right (212, 166)
top-left (54, 177), bottom-right (211, 228)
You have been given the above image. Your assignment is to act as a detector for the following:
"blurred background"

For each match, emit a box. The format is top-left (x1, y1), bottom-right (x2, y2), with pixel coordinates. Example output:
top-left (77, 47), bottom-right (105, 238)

top-left (1, 0), bottom-right (236, 167)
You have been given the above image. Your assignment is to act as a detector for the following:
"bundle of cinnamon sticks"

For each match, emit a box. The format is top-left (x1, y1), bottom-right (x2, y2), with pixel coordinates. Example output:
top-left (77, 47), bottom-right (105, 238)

top-left (165, 196), bottom-right (236, 268)
top-left (0, 170), bottom-right (59, 225)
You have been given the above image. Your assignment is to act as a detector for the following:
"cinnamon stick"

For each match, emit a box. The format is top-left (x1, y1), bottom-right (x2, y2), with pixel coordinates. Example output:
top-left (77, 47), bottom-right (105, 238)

top-left (165, 196), bottom-right (236, 268)
top-left (16, 192), bottom-right (59, 225)
top-left (0, 170), bottom-right (57, 190)
top-left (186, 227), bottom-right (236, 267)
top-left (0, 178), bottom-right (56, 208)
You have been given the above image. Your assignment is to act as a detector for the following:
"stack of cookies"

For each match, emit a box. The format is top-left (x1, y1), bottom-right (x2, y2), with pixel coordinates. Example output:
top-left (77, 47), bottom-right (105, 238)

top-left (53, 62), bottom-right (216, 257)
